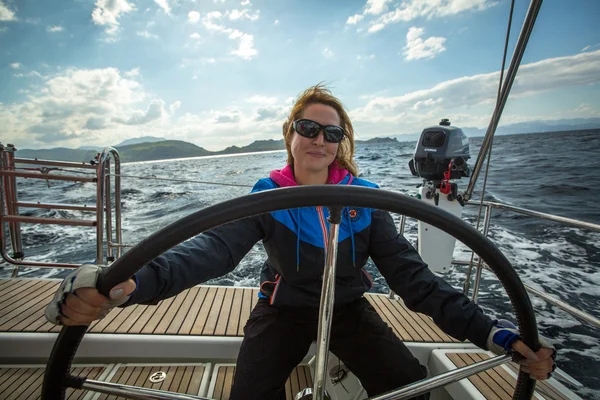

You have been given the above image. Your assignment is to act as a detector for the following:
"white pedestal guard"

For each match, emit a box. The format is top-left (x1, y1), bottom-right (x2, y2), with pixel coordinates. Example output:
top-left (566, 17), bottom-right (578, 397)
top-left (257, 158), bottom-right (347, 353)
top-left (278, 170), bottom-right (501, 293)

top-left (417, 186), bottom-right (463, 273)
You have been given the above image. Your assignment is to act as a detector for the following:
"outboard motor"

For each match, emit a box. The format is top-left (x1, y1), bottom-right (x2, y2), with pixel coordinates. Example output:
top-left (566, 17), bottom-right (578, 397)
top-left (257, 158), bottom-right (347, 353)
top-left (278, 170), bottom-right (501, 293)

top-left (408, 118), bottom-right (471, 185)
top-left (409, 119), bottom-right (470, 273)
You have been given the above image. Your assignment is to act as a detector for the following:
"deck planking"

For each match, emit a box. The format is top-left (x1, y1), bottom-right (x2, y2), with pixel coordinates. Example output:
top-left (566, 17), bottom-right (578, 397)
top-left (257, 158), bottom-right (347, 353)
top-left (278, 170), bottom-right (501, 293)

top-left (0, 365), bottom-right (106, 400)
top-left (211, 365), bottom-right (312, 400)
top-left (446, 352), bottom-right (569, 400)
top-left (1, 278), bottom-right (455, 343)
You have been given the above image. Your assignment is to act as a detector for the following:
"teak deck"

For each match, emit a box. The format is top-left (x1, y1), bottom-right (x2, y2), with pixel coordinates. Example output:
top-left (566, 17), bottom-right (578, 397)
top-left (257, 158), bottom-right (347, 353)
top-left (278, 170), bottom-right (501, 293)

top-left (446, 352), bottom-right (569, 400)
top-left (0, 279), bottom-right (572, 400)
top-left (0, 278), bottom-right (456, 343)
top-left (0, 363), bottom-right (310, 400)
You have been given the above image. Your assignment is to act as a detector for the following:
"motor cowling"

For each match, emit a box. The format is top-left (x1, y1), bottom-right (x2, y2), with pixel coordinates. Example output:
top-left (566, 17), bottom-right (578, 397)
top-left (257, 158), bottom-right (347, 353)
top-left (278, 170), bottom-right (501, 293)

top-left (408, 119), bottom-right (471, 182)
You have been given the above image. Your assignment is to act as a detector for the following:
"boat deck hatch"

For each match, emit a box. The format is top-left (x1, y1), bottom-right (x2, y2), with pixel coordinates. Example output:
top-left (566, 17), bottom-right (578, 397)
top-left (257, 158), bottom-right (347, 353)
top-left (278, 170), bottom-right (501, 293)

top-left (0, 364), bottom-right (108, 400)
top-left (0, 363), bottom-right (313, 399)
top-left (208, 364), bottom-right (312, 400)
top-left (430, 350), bottom-right (577, 400)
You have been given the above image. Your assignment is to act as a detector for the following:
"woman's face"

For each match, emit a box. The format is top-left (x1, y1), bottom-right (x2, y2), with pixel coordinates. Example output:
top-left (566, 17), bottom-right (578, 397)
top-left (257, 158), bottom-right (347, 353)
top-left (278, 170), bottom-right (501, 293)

top-left (290, 103), bottom-right (341, 176)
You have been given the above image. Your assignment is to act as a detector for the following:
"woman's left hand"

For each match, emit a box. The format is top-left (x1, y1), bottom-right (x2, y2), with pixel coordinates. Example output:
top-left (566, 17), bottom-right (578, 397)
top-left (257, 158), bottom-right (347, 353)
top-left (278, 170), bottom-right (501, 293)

top-left (511, 340), bottom-right (556, 380)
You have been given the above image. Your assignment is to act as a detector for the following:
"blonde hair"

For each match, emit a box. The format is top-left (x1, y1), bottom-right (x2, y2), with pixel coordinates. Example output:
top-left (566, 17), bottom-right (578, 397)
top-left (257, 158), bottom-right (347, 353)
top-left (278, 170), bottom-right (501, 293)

top-left (283, 84), bottom-right (358, 177)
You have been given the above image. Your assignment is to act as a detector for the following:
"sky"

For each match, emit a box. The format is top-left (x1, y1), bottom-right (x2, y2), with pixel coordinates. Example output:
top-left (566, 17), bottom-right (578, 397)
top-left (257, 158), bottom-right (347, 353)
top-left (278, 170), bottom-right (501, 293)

top-left (1, 0), bottom-right (599, 151)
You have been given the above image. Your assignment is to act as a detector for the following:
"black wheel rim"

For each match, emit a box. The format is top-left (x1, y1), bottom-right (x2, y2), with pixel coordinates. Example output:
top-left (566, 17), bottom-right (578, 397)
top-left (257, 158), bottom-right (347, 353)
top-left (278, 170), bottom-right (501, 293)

top-left (43, 185), bottom-right (538, 399)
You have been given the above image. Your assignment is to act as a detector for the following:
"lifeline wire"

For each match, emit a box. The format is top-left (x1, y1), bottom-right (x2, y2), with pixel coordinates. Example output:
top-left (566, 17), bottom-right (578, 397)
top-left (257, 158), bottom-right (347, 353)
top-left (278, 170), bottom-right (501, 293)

top-left (464, 0), bottom-right (515, 295)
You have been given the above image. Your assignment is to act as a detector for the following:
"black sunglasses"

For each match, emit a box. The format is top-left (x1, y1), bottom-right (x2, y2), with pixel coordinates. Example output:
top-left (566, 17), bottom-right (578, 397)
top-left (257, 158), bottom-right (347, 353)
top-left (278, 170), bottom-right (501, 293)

top-left (292, 119), bottom-right (345, 143)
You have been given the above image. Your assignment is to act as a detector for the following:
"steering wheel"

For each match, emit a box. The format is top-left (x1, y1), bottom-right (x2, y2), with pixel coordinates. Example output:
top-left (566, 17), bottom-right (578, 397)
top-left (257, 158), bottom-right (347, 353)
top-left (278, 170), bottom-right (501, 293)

top-left (42, 185), bottom-right (539, 399)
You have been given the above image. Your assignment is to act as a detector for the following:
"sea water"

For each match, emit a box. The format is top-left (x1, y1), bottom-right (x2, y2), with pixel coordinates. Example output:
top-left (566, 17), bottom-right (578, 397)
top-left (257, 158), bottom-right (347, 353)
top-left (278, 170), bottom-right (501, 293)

top-left (2, 129), bottom-right (599, 399)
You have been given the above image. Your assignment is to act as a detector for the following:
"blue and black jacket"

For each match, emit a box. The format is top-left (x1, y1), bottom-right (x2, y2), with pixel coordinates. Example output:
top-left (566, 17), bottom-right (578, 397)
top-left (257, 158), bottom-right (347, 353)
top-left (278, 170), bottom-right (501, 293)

top-left (128, 165), bottom-right (494, 349)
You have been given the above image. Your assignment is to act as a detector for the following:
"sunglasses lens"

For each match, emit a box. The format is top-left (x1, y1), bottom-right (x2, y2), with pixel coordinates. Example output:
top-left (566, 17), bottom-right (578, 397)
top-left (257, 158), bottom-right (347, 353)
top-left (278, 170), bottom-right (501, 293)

top-left (296, 120), bottom-right (320, 138)
top-left (295, 120), bottom-right (344, 143)
top-left (324, 127), bottom-right (344, 143)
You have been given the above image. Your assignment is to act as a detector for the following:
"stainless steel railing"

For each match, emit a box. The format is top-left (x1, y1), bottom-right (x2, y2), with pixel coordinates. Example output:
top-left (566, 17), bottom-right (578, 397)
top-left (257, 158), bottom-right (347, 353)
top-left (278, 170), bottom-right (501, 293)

top-left (2, 142), bottom-right (597, 330)
top-left (0, 143), bottom-right (123, 274)
top-left (396, 201), bottom-right (600, 330)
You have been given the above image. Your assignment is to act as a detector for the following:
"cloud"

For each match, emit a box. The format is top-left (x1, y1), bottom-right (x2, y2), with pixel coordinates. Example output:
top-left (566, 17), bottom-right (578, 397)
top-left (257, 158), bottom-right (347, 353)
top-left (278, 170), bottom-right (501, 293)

top-left (10, 62), bottom-right (22, 69)
top-left (113, 99), bottom-right (166, 125)
top-left (30, 130), bottom-right (85, 144)
top-left (365, 0), bottom-right (392, 15)
top-left (412, 98), bottom-right (443, 110)
top-left (206, 11), bottom-right (223, 20)
top-left (244, 96), bottom-right (291, 121)
top-left (137, 30), bottom-right (158, 39)
top-left (0, 67), bottom-right (176, 148)
top-left (228, 9), bottom-right (260, 21)
top-left (154, 0), bottom-right (171, 15)
top-left (14, 71), bottom-right (45, 79)
top-left (367, 23), bottom-right (385, 33)
top-left (213, 110), bottom-right (240, 123)
top-left (573, 103), bottom-right (595, 116)
top-left (169, 101), bottom-right (181, 113)
top-left (190, 32), bottom-right (201, 39)
top-left (188, 11), bottom-right (200, 23)
top-left (273, 19), bottom-right (279, 25)
top-left (357, 54), bottom-right (375, 61)
top-left (1, 66), bottom-right (288, 151)
top-left (350, 50), bottom-right (600, 129)
top-left (322, 48), bottom-right (334, 59)
top-left (379, 0), bottom-right (492, 23)
top-left (125, 67), bottom-right (140, 77)
top-left (202, 12), bottom-right (225, 31)
top-left (403, 27), bottom-right (446, 60)
top-left (47, 25), bottom-right (64, 33)
top-left (357, 54), bottom-right (375, 68)
top-left (202, 13), bottom-right (257, 60)
top-left (6, 51), bottom-right (597, 152)
top-left (92, 0), bottom-right (135, 36)
top-left (85, 117), bottom-right (108, 130)
top-left (0, 0), bottom-right (16, 21)
top-left (254, 107), bottom-right (280, 121)
top-left (241, 0), bottom-right (251, 5)
top-left (348, 0), bottom-right (495, 33)
top-left (582, 43), bottom-right (600, 53)
top-left (246, 95), bottom-right (278, 105)
top-left (346, 14), bottom-right (364, 25)
top-left (230, 31), bottom-right (257, 60)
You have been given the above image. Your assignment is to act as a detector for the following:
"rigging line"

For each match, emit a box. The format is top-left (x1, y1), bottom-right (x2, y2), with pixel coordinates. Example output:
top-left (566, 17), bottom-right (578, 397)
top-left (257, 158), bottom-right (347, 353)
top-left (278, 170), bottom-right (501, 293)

top-left (15, 167), bottom-right (96, 175)
top-left (107, 173), bottom-right (253, 188)
top-left (13, 167), bottom-right (253, 188)
top-left (463, 0), bottom-right (543, 202)
top-left (464, 0), bottom-right (516, 295)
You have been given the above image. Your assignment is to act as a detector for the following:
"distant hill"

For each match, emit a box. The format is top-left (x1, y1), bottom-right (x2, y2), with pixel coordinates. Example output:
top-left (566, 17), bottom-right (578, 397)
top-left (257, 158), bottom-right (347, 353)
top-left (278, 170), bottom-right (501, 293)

top-left (16, 121), bottom-right (599, 164)
top-left (115, 140), bottom-right (211, 162)
top-left (16, 140), bottom-right (210, 164)
top-left (116, 136), bottom-right (166, 147)
top-left (16, 136), bottom-right (401, 164)
top-left (77, 145), bottom-right (103, 151)
top-left (356, 137), bottom-right (399, 145)
top-left (217, 139), bottom-right (285, 154)
top-left (399, 118), bottom-right (600, 141)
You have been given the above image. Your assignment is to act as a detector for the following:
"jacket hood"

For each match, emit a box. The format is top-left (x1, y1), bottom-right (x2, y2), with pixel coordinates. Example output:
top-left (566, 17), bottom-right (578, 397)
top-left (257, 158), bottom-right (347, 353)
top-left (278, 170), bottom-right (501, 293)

top-left (269, 161), bottom-right (353, 187)
top-left (267, 161), bottom-right (356, 274)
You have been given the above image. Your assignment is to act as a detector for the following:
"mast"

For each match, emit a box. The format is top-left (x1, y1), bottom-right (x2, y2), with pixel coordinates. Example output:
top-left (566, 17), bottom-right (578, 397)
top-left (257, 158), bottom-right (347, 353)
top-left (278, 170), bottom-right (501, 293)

top-left (463, 0), bottom-right (544, 202)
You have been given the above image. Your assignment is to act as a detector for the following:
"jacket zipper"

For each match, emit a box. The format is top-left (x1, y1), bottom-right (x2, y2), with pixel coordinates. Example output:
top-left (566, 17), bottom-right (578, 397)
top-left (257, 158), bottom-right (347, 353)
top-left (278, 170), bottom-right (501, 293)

top-left (270, 274), bottom-right (282, 305)
top-left (361, 269), bottom-right (374, 289)
top-left (316, 206), bottom-right (329, 251)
